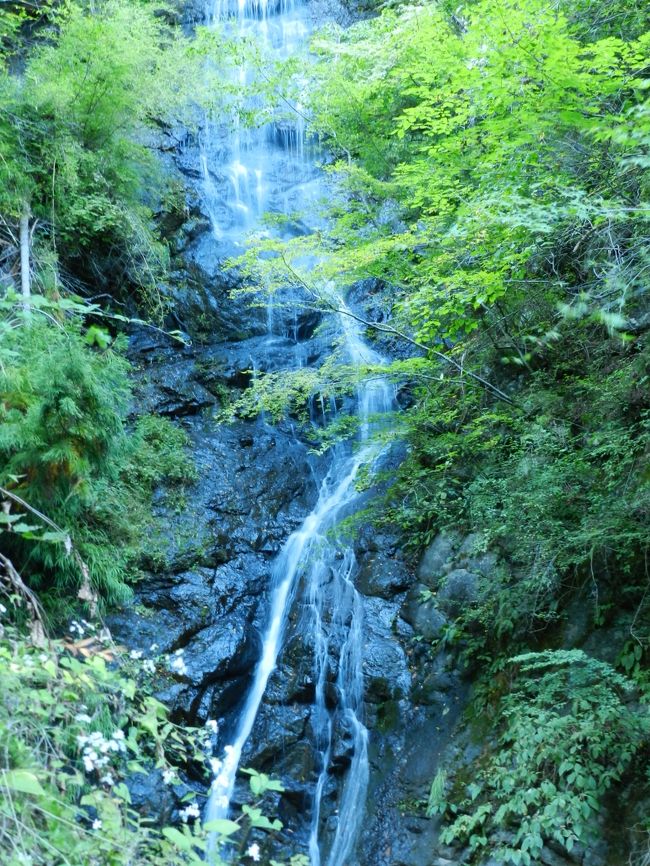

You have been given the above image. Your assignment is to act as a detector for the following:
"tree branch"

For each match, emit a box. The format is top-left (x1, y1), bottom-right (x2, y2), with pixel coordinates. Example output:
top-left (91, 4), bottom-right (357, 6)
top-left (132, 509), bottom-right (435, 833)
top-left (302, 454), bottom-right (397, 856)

top-left (278, 254), bottom-right (515, 405)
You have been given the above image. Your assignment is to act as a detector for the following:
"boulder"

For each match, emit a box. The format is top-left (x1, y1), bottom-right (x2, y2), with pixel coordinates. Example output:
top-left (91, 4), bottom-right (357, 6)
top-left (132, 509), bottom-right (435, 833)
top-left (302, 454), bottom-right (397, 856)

top-left (126, 768), bottom-right (176, 825)
top-left (401, 584), bottom-right (449, 642)
top-left (357, 550), bottom-right (412, 599)
top-left (436, 569), bottom-right (479, 618)
top-left (181, 616), bottom-right (261, 687)
top-left (417, 533), bottom-right (460, 588)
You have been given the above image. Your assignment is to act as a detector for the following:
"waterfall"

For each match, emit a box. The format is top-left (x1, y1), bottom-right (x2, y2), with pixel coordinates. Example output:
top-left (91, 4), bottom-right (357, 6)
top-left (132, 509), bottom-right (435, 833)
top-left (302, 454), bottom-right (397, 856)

top-left (200, 0), bottom-right (396, 863)
top-left (206, 313), bottom-right (395, 864)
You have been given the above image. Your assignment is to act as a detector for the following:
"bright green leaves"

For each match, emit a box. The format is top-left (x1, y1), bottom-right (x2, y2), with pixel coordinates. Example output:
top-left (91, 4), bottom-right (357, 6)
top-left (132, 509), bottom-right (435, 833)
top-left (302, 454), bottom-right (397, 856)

top-left (283, 0), bottom-right (650, 348)
top-left (0, 0), bottom-right (236, 306)
top-left (0, 313), bottom-right (196, 609)
top-left (1, 768), bottom-right (46, 797)
top-left (242, 767), bottom-right (285, 797)
top-left (439, 651), bottom-right (649, 863)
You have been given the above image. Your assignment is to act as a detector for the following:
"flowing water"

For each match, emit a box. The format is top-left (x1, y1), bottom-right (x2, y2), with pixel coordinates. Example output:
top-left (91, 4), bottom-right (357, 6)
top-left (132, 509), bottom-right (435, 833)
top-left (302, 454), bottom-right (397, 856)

top-left (200, 1), bottom-right (396, 862)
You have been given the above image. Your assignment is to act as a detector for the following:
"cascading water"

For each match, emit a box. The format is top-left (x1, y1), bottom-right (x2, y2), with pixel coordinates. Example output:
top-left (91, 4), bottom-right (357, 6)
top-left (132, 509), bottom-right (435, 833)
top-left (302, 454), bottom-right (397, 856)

top-left (206, 312), bottom-right (395, 864)
top-left (200, 1), bottom-right (396, 863)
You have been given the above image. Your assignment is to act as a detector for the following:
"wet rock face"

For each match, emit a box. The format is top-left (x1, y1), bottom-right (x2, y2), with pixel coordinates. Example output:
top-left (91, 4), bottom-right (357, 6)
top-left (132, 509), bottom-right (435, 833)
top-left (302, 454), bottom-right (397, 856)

top-left (114, 160), bottom-right (478, 863)
top-left (111, 240), bottom-right (469, 864)
top-left (109, 323), bottom-right (322, 731)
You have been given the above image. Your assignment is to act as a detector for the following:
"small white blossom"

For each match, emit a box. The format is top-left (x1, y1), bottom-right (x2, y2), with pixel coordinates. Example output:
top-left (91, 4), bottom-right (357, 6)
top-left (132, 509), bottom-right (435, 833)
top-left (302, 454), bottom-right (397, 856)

top-left (100, 773), bottom-right (114, 786)
top-left (169, 655), bottom-right (188, 676)
top-left (246, 843), bottom-right (261, 862)
top-left (75, 714), bottom-right (92, 724)
top-left (92, 819), bottom-right (102, 830)
top-left (205, 719), bottom-right (218, 733)
top-left (179, 802), bottom-right (200, 822)
top-left (143, 659), bottom-right (156, 674)
top-left (162, 768), bottom-right (175, 784)
top-left (69, 620), bottom-right (85, 637)
top-left (129, 650), bottom-right (143, 660)
top-left (150, 643), bottom-right (159, 652)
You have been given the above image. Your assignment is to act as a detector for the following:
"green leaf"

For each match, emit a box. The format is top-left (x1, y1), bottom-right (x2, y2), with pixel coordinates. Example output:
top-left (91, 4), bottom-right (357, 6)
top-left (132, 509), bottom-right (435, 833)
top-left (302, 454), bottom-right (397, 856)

top-left (203, 818), bottom-right (240, 836)
top-left (162, 827), bottom-right (196, 852)
top-left (2, 770), bottom-right (46, 796)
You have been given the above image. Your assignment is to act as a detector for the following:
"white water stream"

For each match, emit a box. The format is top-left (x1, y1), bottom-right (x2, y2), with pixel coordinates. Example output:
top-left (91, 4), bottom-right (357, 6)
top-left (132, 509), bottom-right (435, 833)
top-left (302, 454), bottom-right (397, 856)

top-left (200, 1), bottom-right (395, 863)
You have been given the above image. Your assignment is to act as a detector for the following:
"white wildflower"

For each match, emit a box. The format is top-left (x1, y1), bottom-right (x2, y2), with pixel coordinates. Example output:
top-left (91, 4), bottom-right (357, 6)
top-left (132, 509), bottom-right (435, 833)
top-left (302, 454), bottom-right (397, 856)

top-left (92, 819), bottom-right (102, 830)
top-left (246, 843), bottom-right (261, 861)
top-left (75, 713), bottom-right (92, 724)
top-left (150, 643), bottom-right (159, 652)
top-left (205, 719), bottom-right (218, 733)
top-left (162, 768), bottom-right (175, 784)
top-left (143, 659), bottom-right (155, 674)
top-left (129, 650), bottom-right (143, 660)
top-left (111, 730), bottom-right (126, 751)
top-left (69, 620), bottom-right (84, 637)
top-left (100, 773), bottom-right (114, 786)
top-left (169, 655), bottom-right (188, 676)
top-left (179, 803), bottom-right (200, 822)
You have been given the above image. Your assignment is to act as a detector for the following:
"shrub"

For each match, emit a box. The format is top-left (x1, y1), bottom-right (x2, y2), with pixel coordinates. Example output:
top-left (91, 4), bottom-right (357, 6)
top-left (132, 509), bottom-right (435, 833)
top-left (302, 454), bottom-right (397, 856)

top-left (430, 651), bottom-right (650, 865)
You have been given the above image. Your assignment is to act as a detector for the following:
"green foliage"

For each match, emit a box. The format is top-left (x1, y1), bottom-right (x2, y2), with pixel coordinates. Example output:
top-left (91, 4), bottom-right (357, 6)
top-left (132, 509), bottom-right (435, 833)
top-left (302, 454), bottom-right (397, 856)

top-left (0, 624), bottom-right (294, 866)
top-left (241, 0), bottom-right (650, 656)
top-left (221, 1), bottom-right (650, 858)
top-left (0, 308), bottom-right (195, 612)
top-left (436, 651), bottom-right (649, 864)
top-left (0, 628), bottom-right (203, 866)
top-left (0, 0), bottom-right (238, 311)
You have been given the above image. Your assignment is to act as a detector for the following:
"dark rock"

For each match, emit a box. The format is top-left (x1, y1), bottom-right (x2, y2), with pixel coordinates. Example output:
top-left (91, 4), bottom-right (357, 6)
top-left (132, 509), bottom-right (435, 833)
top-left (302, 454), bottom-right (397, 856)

top-left (134, 358), bottom-right (217, 417)
top-left (412, 653), bottom-right (459, 706)
top-left (401, 584), bottom-right (448, 642)
top-left (417, 532), bottom-right (460, 588)
top-left (540, 846), bottom-right (573, 866)
top-left (357, 550), bottom-right (412, 598)
top-left (456, 533), bottom-right (497, 577)
top-left (242, 703), bottom-right (311, 768)
top-left (363, 598), bottom-right (411, 702)
top-left (181, 616), bottom-right (261, 687)
top-left (436, 569), bottom-right (479, 618)
top-left (126, 769), bottom-right (175, 824)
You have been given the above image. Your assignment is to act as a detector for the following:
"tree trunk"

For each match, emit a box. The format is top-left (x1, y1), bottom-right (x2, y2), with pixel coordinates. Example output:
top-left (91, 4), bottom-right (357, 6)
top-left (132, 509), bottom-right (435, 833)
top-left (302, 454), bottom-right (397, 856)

top-left (19, 202), bottom-right (31, 315)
